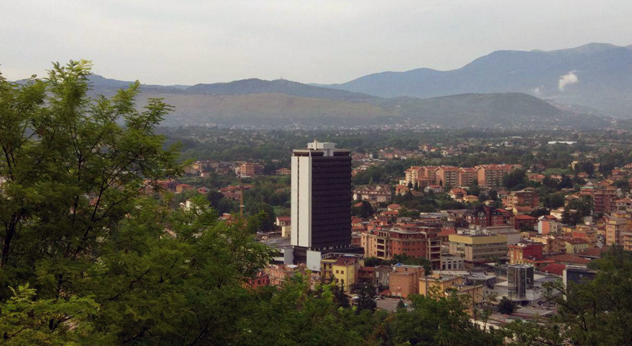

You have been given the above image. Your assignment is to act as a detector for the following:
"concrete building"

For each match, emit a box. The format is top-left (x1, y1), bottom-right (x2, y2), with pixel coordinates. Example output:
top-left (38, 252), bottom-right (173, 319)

top-left (593, 186), bottom-right (617, 214)
top-left (435, 166), bottom-right (460, 187)
top-left (563, 266), bottom-right (596, 289)
top-left (504, 189), bottom-right (540, 209)
top-left (508, 241), bottom-right (544, 265)
top-left (604, 211), bottom-right (632, 246)
top-left (440, 254), bottom-right (464, 271)
top-left (389, 265), bottom-right (425, 298)
top-left (276, 216), bottom-right (291, 238)
top-left (361, 228), bottom-right (441, 268)
top-left (530, 235), bottom-right (566, 255)
top-left (565, 239), bottom-right (590, 254)
top-left (538, 216), bottom-right (562, 235)
top-left (291, 140), bottom-right (352, 264)
top-left (476, 164), bottom-right (514, 188)
top-left (238, 162), bottom-right (263, 178)
top-left (448, 233), bottom-right (508, 263)
top-left (459, 167), bottom-right (478, 187)
top-left (419, 274), bottom-right (484, 303)
top-left (331, 256), bottom-right (362, 292)
top-left (507, 264), bottom-right (534, 300)
top-left (353, 185), bottom-right (392, 204)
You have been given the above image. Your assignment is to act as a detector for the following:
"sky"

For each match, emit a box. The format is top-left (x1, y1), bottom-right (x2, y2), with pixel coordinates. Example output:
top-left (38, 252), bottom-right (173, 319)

top-left (1, 0), bottom-right (631, 85)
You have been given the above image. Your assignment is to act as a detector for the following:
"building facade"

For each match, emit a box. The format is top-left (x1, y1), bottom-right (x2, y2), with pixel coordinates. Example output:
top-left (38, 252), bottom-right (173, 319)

top-left (291, 141), bottom-right (352, 262)
top-left (448, 233), bottom-right (508, 263)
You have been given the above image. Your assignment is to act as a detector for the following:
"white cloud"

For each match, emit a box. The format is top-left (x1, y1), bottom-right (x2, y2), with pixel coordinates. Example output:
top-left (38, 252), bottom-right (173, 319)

top-left (532, 86), bottom-right (543, 95)
top-left (558, 71), bottom-right (579, 91)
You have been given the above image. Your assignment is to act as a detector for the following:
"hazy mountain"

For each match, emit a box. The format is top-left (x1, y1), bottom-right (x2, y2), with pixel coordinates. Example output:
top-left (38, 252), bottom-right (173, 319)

top-left (323, 43), bottom-right (632, 117)
top-left (187, 78), bottom-right (377, 103)
top-left (19, 72), bottom-right (609, 129)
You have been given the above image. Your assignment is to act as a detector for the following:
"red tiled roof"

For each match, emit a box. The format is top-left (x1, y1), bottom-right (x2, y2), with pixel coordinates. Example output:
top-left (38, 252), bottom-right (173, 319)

top-left (547, 254), bottom-right (591, 265)
top-left (567, 238), bottom-right (589, 245)
top-left (514, 214), bottom-right (536, 220)
top-left (334, 257), bottom-right (358, 266)
top-left (438, 229), bottom-right (457, 237)
top-left (577, 247), bottom-right (608, 258)
top-left (540, 264), bottom-right (566, 276)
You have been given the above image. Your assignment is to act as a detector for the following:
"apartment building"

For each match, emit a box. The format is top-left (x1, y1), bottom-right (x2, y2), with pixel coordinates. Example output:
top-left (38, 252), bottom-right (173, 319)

top-left (435, 166), bottom-right (460, 187)
top-left (604, 211), bottom-right (632, 246)
top-left (459, 167), bottom-right (478, 187)
top-left (389, 265), bottom-right (425, 298)
top-left (361, 228), bottom-right (441, 268)
top-left (475, 164), bottom-right (514, 188)
top-left (504, 188), bottom-right (540, 209)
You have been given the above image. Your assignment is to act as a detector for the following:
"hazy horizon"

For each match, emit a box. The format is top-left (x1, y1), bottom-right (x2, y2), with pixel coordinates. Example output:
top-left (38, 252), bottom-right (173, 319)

top-left (2, 0), bottom-right (632, 85)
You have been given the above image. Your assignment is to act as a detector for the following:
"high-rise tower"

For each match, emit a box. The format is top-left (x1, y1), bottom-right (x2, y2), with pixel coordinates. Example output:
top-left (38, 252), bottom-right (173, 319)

top-left (291, 140), bottom-right (352, 263)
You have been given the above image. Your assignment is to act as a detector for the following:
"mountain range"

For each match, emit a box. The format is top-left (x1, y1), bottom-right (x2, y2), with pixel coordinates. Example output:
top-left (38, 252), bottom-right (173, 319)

top-left (19, 43), bottom-right (630, 129)
top-left (84, 77), bottom-right (607, 129)
top-left (322, 43), bottom-right (632, 117)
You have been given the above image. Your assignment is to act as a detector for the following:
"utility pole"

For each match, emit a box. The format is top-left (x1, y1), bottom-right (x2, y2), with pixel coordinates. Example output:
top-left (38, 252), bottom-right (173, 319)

top-left (239, 176), bottom-right (244, 218)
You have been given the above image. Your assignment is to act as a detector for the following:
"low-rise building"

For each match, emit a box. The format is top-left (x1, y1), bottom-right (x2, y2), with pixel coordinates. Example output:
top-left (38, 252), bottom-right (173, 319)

top-left (332, 256), bottom-right (362, 292)
top-left (389, 265), bottom-right (425, 298)
top-left (440, 254), bottom-right (464, 271)
top-left (361, 228), bottom-right (440, 266)
top-left (565, 239), bottom-right (590, 254)
top-left (508, 241), bottom-right (544, 265)
top-left (353, 185), bottom-right (392, 204)
top-left (419, 274), bottom-right (484, 303)
top-left (448, 233), bottom-right (508, 263)
top-left (504, 188), bottom-right (540, 209)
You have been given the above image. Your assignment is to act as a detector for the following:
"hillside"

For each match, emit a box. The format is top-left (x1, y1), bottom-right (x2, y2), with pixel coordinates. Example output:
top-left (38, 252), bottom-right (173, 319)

top-left (324, 43), bottom-right (632, 117)
top-left (68, 74), bottom-right (610, 129)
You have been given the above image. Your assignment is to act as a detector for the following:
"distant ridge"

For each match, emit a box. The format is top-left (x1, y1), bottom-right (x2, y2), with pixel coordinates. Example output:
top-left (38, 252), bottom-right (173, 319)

top-left (321, 43), bottom-right (632, 116)
top-left (81, 75), bottom-right (606, 129)
top-left (186, 78), bottom-right (377, 103)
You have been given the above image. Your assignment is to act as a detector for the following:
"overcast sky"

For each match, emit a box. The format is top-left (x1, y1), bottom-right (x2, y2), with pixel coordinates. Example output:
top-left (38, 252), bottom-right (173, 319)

top-left (1, 0), bottom-right (631, 85)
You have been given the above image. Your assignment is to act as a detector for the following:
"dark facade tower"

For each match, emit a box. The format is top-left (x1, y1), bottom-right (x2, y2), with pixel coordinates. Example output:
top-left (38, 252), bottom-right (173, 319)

top-left (291, 140), bottom-right (352, 263)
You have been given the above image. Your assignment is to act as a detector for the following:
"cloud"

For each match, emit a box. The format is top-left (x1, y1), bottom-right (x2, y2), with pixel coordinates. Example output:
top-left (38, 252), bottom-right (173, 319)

top-left (558, 71), bottom-right (579, 91)
top-left (531, 86), bottom-right (543, 95)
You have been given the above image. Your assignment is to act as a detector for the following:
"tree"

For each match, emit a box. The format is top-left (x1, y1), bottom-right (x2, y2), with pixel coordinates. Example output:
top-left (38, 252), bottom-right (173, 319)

top-left (503, 169), bottom-right (527, 189)
top-left (543, 193), bottom-right (565, 209)
top-left (384, 293), bottom-right (503, 345)
top-left (396, 299), bottom-right (406, 310)
top-left (333, 282), bottom-right (350, 308)
top-left (355, 283), bottom-right (377, 314)
top-left (363, 257), bottom-right (382, 267)
top-left (352, 200), bottom-right (375, 218)
top-left (497, 297), bottom-right (516, 314)
top-left (469, 179), bottom-right (481, 196)
top-left (0, 62), bottom-right (274, 345)
top-left (0, 60), bottom-right (181, 297)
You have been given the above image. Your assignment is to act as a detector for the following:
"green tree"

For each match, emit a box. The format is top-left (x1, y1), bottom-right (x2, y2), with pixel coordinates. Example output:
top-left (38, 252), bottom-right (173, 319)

top-left (355, 283), bottom-right (377, 314)
top-left (0, 62), bottom-right (273, 344)
top-left (503, 169), bottom-right (527, 190)
top-left (497, 296), bottom-right (516, 314)
top-left (396, 299), bottom-right (406, 310)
